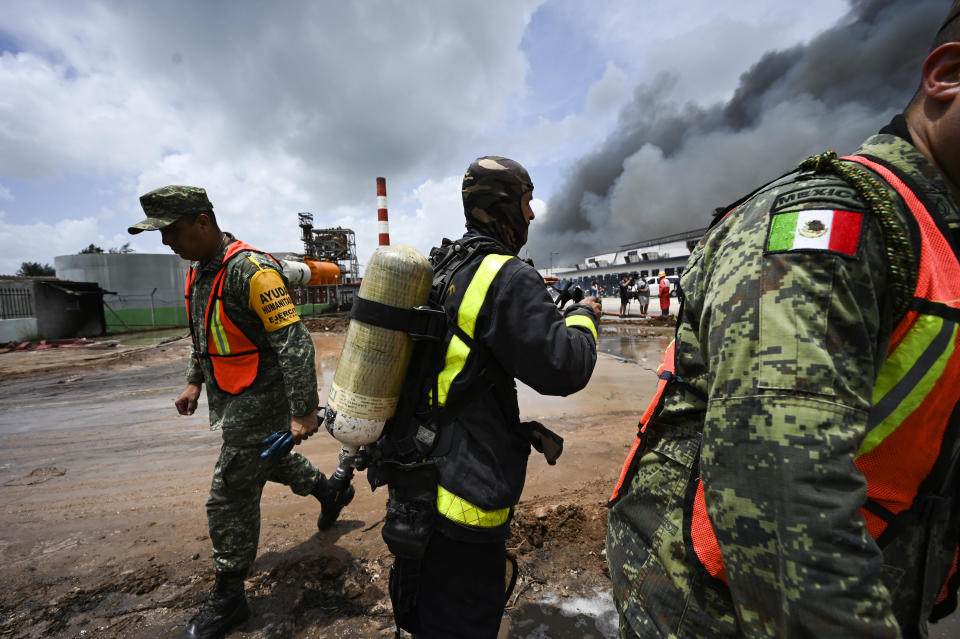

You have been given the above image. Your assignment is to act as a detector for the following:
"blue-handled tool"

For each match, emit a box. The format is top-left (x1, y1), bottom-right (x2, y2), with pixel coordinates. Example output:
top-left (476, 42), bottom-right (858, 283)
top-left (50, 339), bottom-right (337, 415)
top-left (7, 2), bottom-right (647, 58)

top-left (259, 430), bottom-right (295, 466)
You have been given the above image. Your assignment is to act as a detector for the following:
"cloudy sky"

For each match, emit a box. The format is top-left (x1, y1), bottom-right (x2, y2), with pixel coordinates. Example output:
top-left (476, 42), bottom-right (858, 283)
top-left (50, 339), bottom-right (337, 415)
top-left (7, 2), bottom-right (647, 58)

top-left (0, 0), bottom-right (948, 275)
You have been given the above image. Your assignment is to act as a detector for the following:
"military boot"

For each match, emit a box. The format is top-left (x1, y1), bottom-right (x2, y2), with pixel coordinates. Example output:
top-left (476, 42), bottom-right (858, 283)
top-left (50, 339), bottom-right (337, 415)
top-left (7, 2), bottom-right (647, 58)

top-left (313, 474), bottom-right (355, 531)
top-left (177, 570), bottom-right (250, 639)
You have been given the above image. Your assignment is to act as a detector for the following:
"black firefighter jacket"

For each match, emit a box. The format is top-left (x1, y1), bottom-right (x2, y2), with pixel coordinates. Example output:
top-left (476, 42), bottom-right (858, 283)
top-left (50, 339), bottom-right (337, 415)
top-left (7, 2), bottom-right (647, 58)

top-left (429, 234), bottom-right (598, 541)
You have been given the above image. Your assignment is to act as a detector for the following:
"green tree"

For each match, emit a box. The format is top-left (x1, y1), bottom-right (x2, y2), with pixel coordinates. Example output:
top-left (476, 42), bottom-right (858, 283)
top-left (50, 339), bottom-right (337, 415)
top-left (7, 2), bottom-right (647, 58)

top-left (79, 244), bottom-right (104, 254)
top-left (17, 262), bottom-right (55, 276)
top-left (108, 242), bottom-right (135, 254)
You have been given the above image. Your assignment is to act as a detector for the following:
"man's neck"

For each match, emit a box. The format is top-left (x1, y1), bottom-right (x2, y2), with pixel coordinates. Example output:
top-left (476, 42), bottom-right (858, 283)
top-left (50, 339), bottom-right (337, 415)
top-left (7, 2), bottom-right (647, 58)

top-left (905, 109), bottom-right (960, 204)
top-left (198, 232), bottom-right (230, 265)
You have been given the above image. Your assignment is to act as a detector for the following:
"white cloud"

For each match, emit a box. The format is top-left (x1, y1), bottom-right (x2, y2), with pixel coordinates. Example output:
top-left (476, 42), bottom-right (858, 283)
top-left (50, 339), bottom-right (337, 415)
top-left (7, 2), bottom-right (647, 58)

top-left (0, 214), bottom-right (128, 274)
top-left (0, 0), bottom-right (546, 266)
top-left (0, 0), bottom-right (871, 274)
top-left (500, 62), bottom-right (629, 168)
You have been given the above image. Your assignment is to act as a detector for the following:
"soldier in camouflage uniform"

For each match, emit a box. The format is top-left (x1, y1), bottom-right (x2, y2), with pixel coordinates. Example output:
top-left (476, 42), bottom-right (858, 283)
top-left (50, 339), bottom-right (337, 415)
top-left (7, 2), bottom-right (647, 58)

top-left (607, 3), bottom-right (960, 638)
top-left (129, 186), bottom-right (344, 639)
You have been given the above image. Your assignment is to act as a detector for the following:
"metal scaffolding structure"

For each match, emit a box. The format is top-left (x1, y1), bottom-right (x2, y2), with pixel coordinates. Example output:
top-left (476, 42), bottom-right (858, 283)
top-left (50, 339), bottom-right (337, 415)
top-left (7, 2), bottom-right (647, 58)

top-left (298, 212), bottom-right (360, 283)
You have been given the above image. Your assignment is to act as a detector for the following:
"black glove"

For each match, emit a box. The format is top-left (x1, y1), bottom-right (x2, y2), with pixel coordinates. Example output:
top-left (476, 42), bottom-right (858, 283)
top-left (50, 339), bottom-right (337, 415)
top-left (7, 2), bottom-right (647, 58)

top-left (527, 421), bottom-right (564, 465)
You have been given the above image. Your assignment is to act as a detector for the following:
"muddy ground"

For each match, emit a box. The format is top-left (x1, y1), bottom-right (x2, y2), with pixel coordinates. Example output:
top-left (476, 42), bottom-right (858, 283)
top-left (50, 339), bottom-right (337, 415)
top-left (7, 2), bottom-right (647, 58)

top-left (0, 320), bottom-right (668, 639)
top-left (5, 319), bottom-right (956, 639)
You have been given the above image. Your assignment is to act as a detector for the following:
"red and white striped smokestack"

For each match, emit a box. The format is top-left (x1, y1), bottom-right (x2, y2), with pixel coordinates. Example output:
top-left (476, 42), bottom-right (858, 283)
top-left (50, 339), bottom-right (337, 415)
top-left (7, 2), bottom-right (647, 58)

top-left (376, 177), bottom-right (390, 246)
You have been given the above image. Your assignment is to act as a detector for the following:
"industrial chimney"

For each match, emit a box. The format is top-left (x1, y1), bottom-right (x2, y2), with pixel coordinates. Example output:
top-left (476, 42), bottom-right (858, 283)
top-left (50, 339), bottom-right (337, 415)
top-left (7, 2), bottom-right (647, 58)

top-left (376, 177), bottom-right (389, 246)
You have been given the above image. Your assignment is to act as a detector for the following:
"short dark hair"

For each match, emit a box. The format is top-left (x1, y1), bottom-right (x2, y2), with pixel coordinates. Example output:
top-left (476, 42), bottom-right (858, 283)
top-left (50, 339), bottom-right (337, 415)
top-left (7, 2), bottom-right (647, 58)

top-left (933, 2), bottom-right (960, 49)
top-left (906, 4), bottom-right (960, 112)
top-left (184, 209), bottom-right (219, 230)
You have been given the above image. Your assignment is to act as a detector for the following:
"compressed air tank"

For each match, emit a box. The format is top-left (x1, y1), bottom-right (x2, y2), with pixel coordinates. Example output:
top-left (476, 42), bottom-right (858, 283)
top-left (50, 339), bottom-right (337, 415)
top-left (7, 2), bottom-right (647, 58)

top-left (280, 259), bottom-right (312, 286)
top-left (280, 259), bottom-right (341, 286)
top-left (326, 245), bottom-right (433, 452)
top-left (305, 259), bottom-right (341, 286)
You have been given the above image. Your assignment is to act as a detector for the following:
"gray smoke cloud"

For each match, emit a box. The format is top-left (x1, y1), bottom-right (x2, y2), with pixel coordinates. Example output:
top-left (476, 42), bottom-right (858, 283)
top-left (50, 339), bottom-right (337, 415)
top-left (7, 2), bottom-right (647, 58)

top-left (529, 0), bottom-right (946, 264)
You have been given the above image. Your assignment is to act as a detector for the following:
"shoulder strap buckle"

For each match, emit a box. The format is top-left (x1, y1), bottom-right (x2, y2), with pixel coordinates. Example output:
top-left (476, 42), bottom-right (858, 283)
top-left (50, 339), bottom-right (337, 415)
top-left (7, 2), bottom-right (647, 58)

top-left (407, 306), bottom-right (447, 342)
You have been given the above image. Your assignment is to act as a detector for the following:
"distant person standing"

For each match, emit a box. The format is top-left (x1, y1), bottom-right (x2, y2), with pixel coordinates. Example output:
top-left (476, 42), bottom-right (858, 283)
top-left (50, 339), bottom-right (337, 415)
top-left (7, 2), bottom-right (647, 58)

top-left (590, 279), bottom-right (601, 299)
top-left (635, 277), bottom-right (650, 315)
top-left (657, 271), bottom-right (670, 316)
top-left (128, 186), bottom-right (350, 639)
top-left (618, 275), bottom-right (632, 317)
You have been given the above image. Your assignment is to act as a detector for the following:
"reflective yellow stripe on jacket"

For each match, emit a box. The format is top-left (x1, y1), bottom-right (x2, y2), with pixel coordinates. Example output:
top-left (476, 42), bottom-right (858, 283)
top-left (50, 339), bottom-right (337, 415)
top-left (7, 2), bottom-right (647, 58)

top-left (436, 485), bottom-right (511, 528)
top-left (434, 253), bottom-right (512, 406)
top-left (565, 313), bottom-right (597, 341)
top-left (211, 299), bottom-right (230, 354)
top-left (434, 253), bottom-right (512, 528)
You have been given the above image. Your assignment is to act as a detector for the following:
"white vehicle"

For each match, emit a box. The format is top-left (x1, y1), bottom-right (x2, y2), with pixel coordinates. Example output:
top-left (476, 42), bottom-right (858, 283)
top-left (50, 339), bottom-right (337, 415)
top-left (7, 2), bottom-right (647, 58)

top-left (646, 275), bottom-right (680, 297)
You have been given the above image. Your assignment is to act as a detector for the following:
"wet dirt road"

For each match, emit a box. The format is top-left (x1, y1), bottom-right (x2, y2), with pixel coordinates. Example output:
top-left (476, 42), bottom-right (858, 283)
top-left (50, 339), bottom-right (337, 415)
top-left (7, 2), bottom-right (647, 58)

top-left (2, 325), bottom-right (957, 638)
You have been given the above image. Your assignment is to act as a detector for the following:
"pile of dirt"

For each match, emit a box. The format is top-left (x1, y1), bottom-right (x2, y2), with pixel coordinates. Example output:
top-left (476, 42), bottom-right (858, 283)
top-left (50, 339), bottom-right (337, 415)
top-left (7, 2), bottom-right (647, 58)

top-left (504, 493), bottom-right (612, 610)
top-left (303, 314), bottom-right (351, 333)
top-left (510, 497), bottom-right (609, 572)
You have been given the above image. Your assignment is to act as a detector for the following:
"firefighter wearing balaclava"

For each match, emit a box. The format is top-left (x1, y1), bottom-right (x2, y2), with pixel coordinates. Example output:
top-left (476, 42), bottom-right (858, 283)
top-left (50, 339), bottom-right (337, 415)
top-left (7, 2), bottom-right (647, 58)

top-left (371, 156), bottom-right (600, 637)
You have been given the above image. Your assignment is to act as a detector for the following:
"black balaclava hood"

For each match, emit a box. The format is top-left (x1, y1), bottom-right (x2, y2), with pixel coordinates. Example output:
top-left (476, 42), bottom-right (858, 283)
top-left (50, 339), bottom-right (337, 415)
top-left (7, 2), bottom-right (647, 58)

top-left (461, 156), bottom-right (533, 254)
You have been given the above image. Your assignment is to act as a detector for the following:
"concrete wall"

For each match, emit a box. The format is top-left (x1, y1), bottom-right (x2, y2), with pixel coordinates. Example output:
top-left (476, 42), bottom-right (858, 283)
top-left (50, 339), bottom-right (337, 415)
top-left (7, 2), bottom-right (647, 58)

top-left (0, 318), bottom-right (38, 341)
top-left (0, 278), bottom-right (105, 340)
top-left (55, 253), bottom-right (189, 332)
top-left (33, 280), bottom-right (105, 339)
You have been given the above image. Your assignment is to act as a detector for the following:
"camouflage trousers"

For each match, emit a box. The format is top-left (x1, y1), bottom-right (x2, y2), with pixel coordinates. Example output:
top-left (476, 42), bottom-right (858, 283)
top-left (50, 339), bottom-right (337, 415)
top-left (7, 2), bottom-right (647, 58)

top-left (207, 442), bottom-right (322, 574)
top-left (606, 437), bottom-right (740, 639)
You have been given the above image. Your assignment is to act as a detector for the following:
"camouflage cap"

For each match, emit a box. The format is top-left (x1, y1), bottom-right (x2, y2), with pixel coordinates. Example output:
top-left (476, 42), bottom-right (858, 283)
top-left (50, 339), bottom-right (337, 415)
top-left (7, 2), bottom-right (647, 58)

top-left (128, 185), bottom-right (213, 235)
top-left (462, 156), bottom-right (533, 253)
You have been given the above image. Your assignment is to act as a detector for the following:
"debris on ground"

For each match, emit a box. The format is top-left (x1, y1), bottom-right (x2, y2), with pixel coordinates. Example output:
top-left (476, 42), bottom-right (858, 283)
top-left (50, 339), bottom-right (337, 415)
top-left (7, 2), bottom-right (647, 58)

top-left (302, 313), bottom-right (351, 333)
top-left (0, 338), bottom-right (118, 354)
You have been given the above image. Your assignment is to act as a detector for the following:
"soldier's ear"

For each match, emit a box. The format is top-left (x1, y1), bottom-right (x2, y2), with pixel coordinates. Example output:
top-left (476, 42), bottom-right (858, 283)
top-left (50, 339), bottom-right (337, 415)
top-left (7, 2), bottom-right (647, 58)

top-left (922, 42), bottom-right (960, 101)
top-left (194, 212), bottom-right (214, 232)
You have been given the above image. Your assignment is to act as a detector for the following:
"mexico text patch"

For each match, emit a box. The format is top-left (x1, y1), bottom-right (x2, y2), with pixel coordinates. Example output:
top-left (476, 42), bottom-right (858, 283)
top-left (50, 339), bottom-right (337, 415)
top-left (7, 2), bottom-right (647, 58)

top-left (249, 269), bottom-right (300, 331)
top-left (765, 209), bottom-right (863, 257)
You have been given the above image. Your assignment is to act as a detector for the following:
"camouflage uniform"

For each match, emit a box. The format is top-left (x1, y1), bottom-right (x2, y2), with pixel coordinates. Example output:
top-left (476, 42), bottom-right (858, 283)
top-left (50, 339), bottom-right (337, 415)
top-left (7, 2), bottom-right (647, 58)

top-left (186, 233), bottom-right (321, 574)
top-left (606, 124), bottom-right (960, 637)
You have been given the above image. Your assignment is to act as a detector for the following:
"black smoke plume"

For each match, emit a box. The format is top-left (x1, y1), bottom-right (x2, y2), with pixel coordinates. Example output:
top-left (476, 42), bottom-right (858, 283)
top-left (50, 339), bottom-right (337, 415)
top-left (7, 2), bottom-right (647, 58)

top-left (529, 0), bottom-right (945, 264)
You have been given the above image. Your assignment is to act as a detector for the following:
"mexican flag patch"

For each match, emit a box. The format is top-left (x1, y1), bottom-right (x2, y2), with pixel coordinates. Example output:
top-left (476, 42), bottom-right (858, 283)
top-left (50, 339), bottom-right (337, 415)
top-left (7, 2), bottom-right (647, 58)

top-left (766, 209), bottom-right (863, 257)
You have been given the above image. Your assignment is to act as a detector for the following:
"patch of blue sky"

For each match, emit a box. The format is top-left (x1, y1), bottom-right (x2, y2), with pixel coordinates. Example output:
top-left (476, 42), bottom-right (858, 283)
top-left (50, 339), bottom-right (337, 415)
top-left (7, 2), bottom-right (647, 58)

top-left (0, 172), bottom-right (138, 227)
top-left (0, 29), bottom-right (21, 56)
top-left (519, 2), bottom-right (609, 123)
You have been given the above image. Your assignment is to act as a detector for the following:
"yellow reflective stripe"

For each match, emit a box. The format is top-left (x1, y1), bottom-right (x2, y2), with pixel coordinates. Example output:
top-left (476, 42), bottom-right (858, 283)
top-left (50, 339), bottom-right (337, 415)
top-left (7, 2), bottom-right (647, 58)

top-left (435, 334), bottom-right (469, 406)
top-left (457, 254), bottom-right (513, 338)
top-left (246, 256), bottom-right (265, 270)
top-left (211, 299), bottom-right (230, 355)
top-left (436, 485), bottom-right (510, 528)
top-left (434, 253), bottom-right (513, 406)
top-left (565, 313), bottom-right (597, 341)
top-left (860, 315), bottom-right (956, 456)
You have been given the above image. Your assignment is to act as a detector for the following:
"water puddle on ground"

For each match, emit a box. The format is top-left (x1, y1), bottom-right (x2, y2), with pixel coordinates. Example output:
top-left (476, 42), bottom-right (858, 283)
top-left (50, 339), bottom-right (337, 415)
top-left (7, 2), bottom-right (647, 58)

top-left (597, 329), bottom-right (673, 365)
top-left (506, 587), bottom-right (618, 638)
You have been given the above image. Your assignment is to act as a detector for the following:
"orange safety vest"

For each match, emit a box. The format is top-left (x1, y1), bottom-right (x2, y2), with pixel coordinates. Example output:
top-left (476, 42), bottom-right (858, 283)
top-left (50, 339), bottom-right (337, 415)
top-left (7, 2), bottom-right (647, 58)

top-left (185, 240), bottom-right (279, 395)
top-left (609, 154), bottom-right (960, 613)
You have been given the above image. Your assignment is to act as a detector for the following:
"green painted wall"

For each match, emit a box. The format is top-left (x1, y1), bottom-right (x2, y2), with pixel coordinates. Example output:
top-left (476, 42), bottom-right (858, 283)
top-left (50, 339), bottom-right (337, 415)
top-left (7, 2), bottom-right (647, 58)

top-left (104, 303), bottom-right (335, 333)
top-left (104, 306), bottom-right (188, 333)
top-left (295, 302), bottom-right (336, 316)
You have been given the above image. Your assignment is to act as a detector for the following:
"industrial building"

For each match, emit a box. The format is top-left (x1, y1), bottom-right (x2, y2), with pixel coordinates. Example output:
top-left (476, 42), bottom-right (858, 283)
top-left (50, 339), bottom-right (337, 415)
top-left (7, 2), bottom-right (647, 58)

top-left (554, 227), bottom-right (706, 293)
top-left (42, 212), bottom-right (361, 335)
top-left (0, 276), bottom-right (106, 341)
top-left (55, 253), bottom-right (189, 333)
